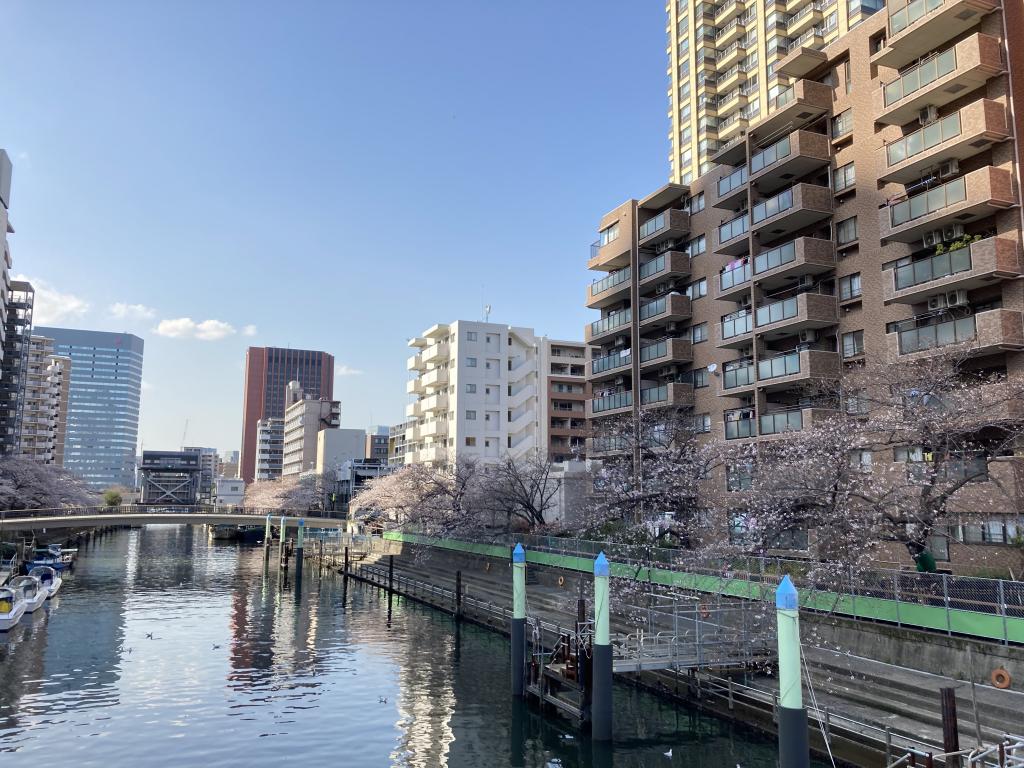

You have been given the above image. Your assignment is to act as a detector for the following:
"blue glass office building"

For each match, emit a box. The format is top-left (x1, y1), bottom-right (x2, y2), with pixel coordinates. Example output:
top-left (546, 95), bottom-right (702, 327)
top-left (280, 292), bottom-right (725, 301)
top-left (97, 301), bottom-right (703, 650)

top-left (34, 327), bottom-right (144, 489)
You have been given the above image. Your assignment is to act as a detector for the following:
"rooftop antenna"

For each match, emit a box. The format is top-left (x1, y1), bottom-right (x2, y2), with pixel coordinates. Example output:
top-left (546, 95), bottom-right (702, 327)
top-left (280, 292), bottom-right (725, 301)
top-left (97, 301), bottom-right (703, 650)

top-left (484, 304), bottom-right (492, 323)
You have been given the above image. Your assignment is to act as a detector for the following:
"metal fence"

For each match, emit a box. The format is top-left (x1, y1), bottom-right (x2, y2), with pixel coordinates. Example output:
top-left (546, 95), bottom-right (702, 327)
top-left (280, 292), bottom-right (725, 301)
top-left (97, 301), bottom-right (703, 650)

top-left (0, 504), bottom-right (342, 521)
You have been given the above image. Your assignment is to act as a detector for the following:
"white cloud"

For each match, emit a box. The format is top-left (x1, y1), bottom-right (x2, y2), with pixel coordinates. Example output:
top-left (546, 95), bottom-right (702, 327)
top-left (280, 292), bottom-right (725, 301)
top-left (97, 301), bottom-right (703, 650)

top-left (110, 302), bottom-right (157, 321)
top-left (14, 275), bottom-right (90, 325)
top-left (154, 317), bottom-right (236, 341)
top-left (335, 364), bottom-right (364, 377)
top-left (242, 324), bottom-right (258, 337)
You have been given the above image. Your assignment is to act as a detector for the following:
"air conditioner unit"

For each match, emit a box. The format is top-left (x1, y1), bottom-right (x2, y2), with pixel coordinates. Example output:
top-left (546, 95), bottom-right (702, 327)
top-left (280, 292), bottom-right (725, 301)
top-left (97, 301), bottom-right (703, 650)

top-left (918, 105), bottom-right (939, 125)
top-left (922, 230), bottom-right (944, 248)
top-left (740, 294), bottom-right (753, 307)
top-left (938, 159), bottom-right (959, 178)
top-left (943, 223), bottom-right (965, 241)
top-left (946, 289), bottom-right (968, 307)
top-left (798, 329), bottom-right (818, 343)
top-left (928, 294), bottom-right (948, 311)
top-left (656, 282), bottom-right (669, 294)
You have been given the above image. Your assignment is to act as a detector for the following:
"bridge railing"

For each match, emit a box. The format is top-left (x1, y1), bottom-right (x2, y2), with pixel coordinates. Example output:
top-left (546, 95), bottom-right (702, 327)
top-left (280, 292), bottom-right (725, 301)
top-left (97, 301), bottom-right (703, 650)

top-left (0, 504), bottom-right (341, 521)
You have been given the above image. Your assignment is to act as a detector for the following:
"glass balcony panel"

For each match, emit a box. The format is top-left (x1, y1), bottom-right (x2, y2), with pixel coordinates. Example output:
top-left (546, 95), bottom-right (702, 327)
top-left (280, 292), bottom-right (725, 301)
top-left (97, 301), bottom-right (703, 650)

top-left (722, 311), bottom-right (753, 339)
top-left (639, 254), bottom-right (666, 279)
top-left (720, 261), bottom-right (752, 290)
top-left (591, 267), bottom-right (631, 295)
top-left (755, 297), bottom-right (798, 326)
top-left (723, 361), bottom-right (755, 389)
top-left (750, 135), bottom-right (792, 174)
top-left (754, 241), bottom-right (797, 273)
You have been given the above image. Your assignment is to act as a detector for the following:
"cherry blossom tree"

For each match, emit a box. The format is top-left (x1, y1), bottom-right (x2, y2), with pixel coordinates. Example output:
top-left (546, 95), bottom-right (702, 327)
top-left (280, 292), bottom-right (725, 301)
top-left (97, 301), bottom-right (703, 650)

top-left (0, 458), bottom-right (96, 510)
top-left (243, 474), bottom-right (325, 511)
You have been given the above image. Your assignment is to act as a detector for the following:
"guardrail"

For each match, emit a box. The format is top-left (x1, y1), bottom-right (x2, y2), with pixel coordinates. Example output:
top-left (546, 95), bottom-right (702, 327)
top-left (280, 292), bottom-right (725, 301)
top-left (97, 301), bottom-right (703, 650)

top-left (382, 532), bottom-right (1024, 645)
top-left (0, 504), bottom-right (337, 521)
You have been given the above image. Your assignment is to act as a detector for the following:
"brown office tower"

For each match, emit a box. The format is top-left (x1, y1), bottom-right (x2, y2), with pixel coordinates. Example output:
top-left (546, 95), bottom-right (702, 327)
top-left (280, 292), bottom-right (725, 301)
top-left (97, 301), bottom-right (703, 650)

top-left (587, 1), bottom-right (1022, 571)
top-left (239, 347), bottom-right (334, 483)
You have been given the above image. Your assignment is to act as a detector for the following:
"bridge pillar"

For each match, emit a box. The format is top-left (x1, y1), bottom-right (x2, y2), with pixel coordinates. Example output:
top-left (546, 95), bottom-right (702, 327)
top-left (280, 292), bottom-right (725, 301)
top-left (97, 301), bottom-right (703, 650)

top-left (592, 551), bottom-right (612, 742)
top-left (511, 543), bottom-right (526, 698)
top-left (776, 575), bottom-right (810, 768)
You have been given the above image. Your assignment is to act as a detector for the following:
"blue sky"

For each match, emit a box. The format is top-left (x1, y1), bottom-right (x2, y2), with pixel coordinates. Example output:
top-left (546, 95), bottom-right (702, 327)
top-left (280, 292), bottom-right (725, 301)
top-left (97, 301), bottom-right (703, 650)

top-left (2, 1), bottom-right (668, 455)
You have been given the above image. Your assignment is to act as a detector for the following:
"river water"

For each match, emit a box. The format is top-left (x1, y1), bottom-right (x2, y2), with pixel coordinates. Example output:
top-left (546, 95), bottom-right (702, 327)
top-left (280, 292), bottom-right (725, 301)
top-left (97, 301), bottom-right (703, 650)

top-left (0, 526), bottom-right (808, 767)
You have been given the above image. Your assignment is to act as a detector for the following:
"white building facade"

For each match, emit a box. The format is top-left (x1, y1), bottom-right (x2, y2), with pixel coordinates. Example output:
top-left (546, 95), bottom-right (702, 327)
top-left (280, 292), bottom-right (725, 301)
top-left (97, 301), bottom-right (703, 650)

top-left (255, 417), bottom-right (283, 481)
top-left (281, 382), bottom-right (341, 477)
top-left (17, 335), bottom-right (71, 464)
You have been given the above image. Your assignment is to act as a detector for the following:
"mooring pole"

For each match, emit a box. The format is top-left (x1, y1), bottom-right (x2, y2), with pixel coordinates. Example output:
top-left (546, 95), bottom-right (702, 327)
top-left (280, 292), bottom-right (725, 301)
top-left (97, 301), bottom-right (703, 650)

top-left (592, 551), bottom-right (612, 742)
top-left (455, 570), bottom-right (463, 621)
top-left (263, 514), bottom-right (272, 560)
top-left (343, 546), bottom-right (350, 576)
top-left (295, 519), bottom-right (305, 571)
top-left (776, 574), bottom-right (810, 768)
top-left (578, 596), bottom-right (591, 721)
top-left (278, 515), bottom-right (287, 565)
top-left (511, 543), bottom-right (526, 697)
top-left (940, 687), bottom-right (961, 767)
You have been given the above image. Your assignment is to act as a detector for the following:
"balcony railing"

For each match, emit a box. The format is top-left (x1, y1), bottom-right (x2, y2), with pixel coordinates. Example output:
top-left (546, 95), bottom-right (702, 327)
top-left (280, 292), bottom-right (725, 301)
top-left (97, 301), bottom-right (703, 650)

top-left (752, 187), bottom-right (794, 225)
top-left (719, 213), bottom-right (749, 242)
top-left (884, 113), bottom-right (961, 167)
top-left (639, 296), bottom-right (669, 320)
top-left (755, 296), bottom-right (798, 326)
top-left (639, 341), bottom-right (667, 363)
top-left (757, 351), bottom-right (800, 380)
top-left (894, 246), bottom-right (972, 290)
top-left (725, 411), bottom-right (756, 439)
top-left (639, 212), bottom-right (666, 239)
top-left (754, 240), bottom-right (797, 274)
top-left (771, 84), bottom-right (796, 110)
top-left (750, 135), bottom-right (792, 174)
top-left (723, 360), bottom-right (755, 389)
top-left (592, 390), bottom-right (633, 413)
top-left (640, 385), bottom-right (669, 405)
top-left (896, 315), bottom-right (976, 354)
top-left (719, 261), bottom-right (752, 291)
top-left (718, 166), bottom-right (749, 197)
top-left (760, 409), bottom-right (804, 434)
top-left (592, 350), bottom-right (632, 375)
top-left (889, 0), bottom-right (944, 35)
top-left (591, 267), bottom-right (631, 296)
top-left (639, 254), bottom-right (666, 279)
top-left (722, 309), bottom-right (753, 339)
top-left (883, 48), bottom-right (956, 107)
top-left (590, 308), bottom-right (632, 336)
top-left (888, 176), bottom-right (966, 228)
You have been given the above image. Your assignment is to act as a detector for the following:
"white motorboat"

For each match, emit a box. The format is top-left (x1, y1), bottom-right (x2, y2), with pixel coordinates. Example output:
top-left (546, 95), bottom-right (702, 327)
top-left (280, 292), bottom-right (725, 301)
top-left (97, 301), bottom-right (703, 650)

top-left (0, 586), bottom-right (26, 631)
top-left (28, 566), bottom-right (61, 598)
top-left (9, 576), bottom-right (46, 614)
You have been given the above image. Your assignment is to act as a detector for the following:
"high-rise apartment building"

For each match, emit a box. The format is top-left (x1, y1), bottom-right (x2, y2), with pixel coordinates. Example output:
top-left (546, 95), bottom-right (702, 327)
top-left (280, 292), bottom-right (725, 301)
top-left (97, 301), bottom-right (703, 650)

top-left (183, 446), bottom-right (218, 502)
top-left (18, 335), bottom-right (71, 464)
top-left (365, 425), bottom-right (390, 464)
top-left (281, 381), bottom-right (341, 476)
top-left (388, 421), bottom-right (412, 466)
top-left (240, 346), bottom-right (334, 483)
top-left (406, 322), bottom-right (587, 466)
top-left (255, 418), bottom-right (284, 481)
top-left (666, 0), bottom-right (884, 184)
top-left (35, 327), bottom-right (144, 489)
top-left (0, 150), bottom-right (13, 371)
top-left (0, 280), bottom-right (33, 453)
top-left (587, 0), bottom-right (1022, 569)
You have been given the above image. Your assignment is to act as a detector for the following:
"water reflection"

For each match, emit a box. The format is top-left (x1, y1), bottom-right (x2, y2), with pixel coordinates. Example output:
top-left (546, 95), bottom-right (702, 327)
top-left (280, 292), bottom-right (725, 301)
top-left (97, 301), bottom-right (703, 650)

top-left (0, 527), bottom-right (808, 767)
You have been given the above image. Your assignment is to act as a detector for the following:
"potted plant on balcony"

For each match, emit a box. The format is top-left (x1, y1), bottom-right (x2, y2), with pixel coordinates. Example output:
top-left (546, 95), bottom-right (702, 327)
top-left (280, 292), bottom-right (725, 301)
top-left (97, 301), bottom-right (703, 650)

top-left (934, 233), bottom-right (982, 255)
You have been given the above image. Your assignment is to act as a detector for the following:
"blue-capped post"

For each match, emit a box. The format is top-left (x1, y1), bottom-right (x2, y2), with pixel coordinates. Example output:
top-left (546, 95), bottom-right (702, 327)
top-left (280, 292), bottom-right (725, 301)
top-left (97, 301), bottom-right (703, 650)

top-left (592, 551), bottom-right (612, 741)
top-left (278, 515), bottom-right (288, 565)
top-left (295, 519), bottom-right (305, 571)
top-left (511, 543), bottom-right (527, 697)
top-left (263, 515), bottom-right (273, 561)
top-left (776, 575), bottom-right (809, 768)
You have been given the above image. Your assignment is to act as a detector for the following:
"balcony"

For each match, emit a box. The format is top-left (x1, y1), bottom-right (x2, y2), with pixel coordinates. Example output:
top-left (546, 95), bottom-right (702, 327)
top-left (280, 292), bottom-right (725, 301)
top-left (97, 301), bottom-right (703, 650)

top-left (406, 353), bottom-right (424, 372)
top-left (640, 382), bottom-right (695, 409)
top-left (405, 401), bottom-right (422, 419)
top-left (787, 3), bottom-right (823, 37)
top-left (420, 420), bottom-right (448, 439)
top-left (754, 292), bottom-right (839, 338)
top-left (721, 358), bottom-right (756, 395)
top-left (879, 167), bottom-right (1017, 244)
top-left (717, 113), bottom-right (749, 142)
top-left (874, 34), bottom-right (1006, 126)
top-left (422, 342), bottom-right (449, 365)
top-left (872, 0), bottom-right (1001, 70)
top-left (777, 35), bottom-right (829, 78)
top-left (590, 349), bottom-right (632, 382)
top-left (715, 0), bottom-right (747, 25)
top-left (755, 349), bottom-right (841, 391)
top-left (421, 391), bottom-right (449, 413)
top-left (750, 184), bottom-right (833, 244)
top-left (416, 445), bottom-right (448, 464)
top-left (406, 377), bottom-right (425, 396)
top-left (712, 133), bottom-right (749, 167)
top-left (588, 216), bottom-right (632, 271)
top-left (586, 267), bottom-right (632, 309)
top-left (715, 165), bottom-right (749, 210)
top-left (588, 390), bottom-right (633, 418)
top-left (749, 131), bottom-right (831, 195)
top-left (750, 79), bottom-right (832, 141)
top-left (716, 259), bottom-right (752, 302)
top-left (638, 293), bottom-right (692, 329)
top-left (758, 407), bottom-right (833, 437)
top-left (421, 367), bottom-right (448, 390)
top-left (637, 250), bottom-right (692, 286)
top-left (715, 212), bottom-right (750, 256)
top-left (638, 338), bottom-right (694, 372)
top-left (715, 15), bottom-right (750, 47)
top-left (586, 307), bottom-right (633, 344)
top-left (887, 309), bottom-right (1024, 358)
top-left (716, 64), bottom-right (747, 93)
top-left (638, 209), bottom-right (690, 249)
top-left (878, 100), bottom-right (1011, 185)
top-left (884, 237), bottom-right (1021, 305)
top-left (718, 309), bottom-right (754, 349)
top-left (717, 39), bottom-right (747, 70)
top-left (753, 236), bottom-right (836, 291)
top-left (725, 408), bottom-right (757, 439)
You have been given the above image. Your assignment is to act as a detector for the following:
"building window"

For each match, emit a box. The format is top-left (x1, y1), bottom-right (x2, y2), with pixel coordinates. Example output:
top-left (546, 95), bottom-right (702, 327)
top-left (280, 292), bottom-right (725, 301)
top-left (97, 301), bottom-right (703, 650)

top-left (833, 162), bottom-right (855, 193)
top-left (688, 192), bottom-right (705, 213)
top-left (599, 223), bottom-right (620, 246)
top-left (466, 357), bottom-right (477, 367)
top-left (832, 109), bottom-right (853, 140)
top-left (844, 388), bottom-right (869, 415)
top-left (686, 278), bottom-right (707, 300)
top-left (836, 216), bottom-right (858, 245)
top-left (465, 437), bottom-right (476, 447)
top-left (688, 234), bottom-right (706, 256)
top-left (841, 330), bottom-right (865, 358)
top-left (466, 410), bottom-right (477, 420)
top-left (838, 273), bottom-right (862, 301)
top-left (849, 449), bottom-right (872, 471)
top-left (694, 367), bottom-right (710, 388)
top-left (691, 322), bottom-right (709, 344)
top-left (691, 413), bottom-right (711, 433)
top-left (726, 463), bottom-right (754, 491)
top-left (465, 383), bottom-right (476, 393)
top-left (466, 331), bottom-right (477, 341)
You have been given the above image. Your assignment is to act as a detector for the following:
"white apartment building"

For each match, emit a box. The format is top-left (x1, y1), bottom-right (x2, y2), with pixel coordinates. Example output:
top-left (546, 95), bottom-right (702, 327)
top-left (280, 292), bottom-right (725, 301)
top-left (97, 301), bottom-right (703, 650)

top-left (17, 335), bottom-right (71, 464)
top-left (255, 417), bottom-right (283, 481)
top-left (405, 321), bottom-right (587, 466)
top-left (281, 381), bottom-right (341, 476)
top-left (0, 150), bottom-right (12, 368)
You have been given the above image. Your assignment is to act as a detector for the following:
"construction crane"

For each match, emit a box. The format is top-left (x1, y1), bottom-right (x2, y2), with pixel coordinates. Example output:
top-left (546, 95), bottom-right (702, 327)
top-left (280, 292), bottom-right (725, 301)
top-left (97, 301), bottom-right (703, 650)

top-left (181, 418), bottom-right (189, 450)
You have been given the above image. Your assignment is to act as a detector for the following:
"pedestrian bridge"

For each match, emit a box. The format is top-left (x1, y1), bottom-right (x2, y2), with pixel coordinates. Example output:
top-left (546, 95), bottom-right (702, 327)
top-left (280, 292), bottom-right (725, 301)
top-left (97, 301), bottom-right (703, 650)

top-left (0, 505), bottom-right (345, 531)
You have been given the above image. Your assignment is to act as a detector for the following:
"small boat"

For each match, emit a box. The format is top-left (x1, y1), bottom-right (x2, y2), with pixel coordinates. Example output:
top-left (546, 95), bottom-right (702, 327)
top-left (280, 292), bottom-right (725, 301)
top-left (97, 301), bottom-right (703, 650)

top-left (0, 586), bottom-right (26, 631)
top-left (209, 524), bottom-right (241, 541)
top-left (27, 544), bottom-right (75, 571)
top-left (28, 566), bottom-right (61, 599)
top-left (8, 576), bottom-right (46, 614)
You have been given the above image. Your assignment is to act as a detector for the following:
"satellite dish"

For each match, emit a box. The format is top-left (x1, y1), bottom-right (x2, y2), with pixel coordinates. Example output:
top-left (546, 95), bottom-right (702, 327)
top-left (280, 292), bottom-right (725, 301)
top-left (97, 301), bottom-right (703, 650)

top-left (707, 363), bottom-right (718, 373)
